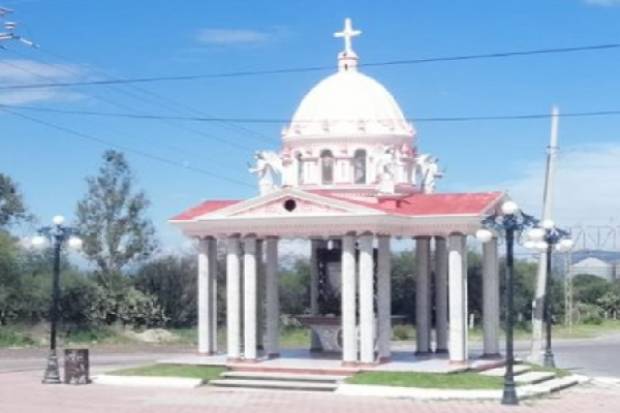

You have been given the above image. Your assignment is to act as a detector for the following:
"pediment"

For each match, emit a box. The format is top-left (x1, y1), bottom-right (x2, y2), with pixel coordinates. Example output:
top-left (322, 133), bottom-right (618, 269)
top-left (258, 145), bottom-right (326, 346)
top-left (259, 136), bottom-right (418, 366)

top-left (196, 188), bottom-right (382, 220)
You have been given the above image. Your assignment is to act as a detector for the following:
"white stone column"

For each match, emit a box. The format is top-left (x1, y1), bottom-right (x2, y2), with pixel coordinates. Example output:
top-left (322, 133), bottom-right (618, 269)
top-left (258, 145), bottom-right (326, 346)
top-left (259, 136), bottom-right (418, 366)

top-left (377, 235), bottom-right (391, 362)
top-left (256, 240), bottom-right (264, 351)
top-left (415, 236), bottom-right (431, 354)
top-left (434, 237), bottom-right (449, 353)
top-left (265, 237), bottom-right (280, 357)
top-left (243, 236), bottom-right (257, 361)
top-left (448, 233), bottom-right (468, 363)
top-left (309, 239), bottom-right (322, 351)
top-left (359, 233), bottom-right (375, 364)
top-left (209, 238), bottom-right (218, 353)
top-left (341, 234), bottom-right (358, 365)
top-left (482, 237), bottom-right (501, 357)
top-left (226, 236), bottom-right (241, 360)
top-left (197, 237), bottom-right (216, 354)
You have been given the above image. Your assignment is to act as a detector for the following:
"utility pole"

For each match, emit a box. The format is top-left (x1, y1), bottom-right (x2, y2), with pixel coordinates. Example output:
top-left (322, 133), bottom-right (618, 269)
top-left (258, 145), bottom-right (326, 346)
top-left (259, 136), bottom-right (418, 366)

top-left (529, 106), bottom-right (560, 363)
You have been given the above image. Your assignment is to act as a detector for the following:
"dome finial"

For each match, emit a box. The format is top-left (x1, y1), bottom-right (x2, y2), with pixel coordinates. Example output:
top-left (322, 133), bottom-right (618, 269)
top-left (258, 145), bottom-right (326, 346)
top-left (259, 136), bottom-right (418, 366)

top-left (334, 18), bottom-right (361, 56)
top-left (334, 18), bottom-right (361, 71)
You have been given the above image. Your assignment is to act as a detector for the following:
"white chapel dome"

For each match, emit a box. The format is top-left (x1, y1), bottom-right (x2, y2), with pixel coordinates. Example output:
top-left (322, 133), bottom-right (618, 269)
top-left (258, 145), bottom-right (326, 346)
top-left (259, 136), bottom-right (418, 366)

top-left (283, 20), bottom-right (414, 143)
top-left (284, 70), bottom-right (414, 141)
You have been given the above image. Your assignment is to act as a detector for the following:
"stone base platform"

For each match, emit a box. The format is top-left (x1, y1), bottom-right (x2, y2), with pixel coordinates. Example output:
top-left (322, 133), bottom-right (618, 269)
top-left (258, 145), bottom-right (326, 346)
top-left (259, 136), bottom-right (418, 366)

top-left (159, 349), bottom-right (503, 375)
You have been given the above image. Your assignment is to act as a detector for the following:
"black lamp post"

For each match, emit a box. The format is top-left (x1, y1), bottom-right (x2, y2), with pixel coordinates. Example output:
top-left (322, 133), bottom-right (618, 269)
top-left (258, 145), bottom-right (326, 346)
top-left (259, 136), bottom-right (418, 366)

top-left (524, 221), bottom-right (573, 368)
top-left (476, 201), bottom-right (538, 406)
top-left (32, 215), bottom-right (82, 384)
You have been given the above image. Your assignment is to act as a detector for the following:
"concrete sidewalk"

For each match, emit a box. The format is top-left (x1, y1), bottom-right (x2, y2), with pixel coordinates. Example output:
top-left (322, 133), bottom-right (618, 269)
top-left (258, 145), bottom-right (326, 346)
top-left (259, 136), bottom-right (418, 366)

top-left (1, 370), bottom-right (619, 413)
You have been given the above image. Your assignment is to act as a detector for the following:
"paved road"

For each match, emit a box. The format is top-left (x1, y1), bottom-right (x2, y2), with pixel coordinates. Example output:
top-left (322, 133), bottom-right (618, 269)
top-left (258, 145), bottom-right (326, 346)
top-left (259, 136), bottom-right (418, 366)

top-left (1, 334), bottom-right (619, 377)
top-left (0, 346), bottom-right (193, 374)
top-left (1, 369), bottom-right (619, 413)
top-left (545, 335), bottom-right (620, 377)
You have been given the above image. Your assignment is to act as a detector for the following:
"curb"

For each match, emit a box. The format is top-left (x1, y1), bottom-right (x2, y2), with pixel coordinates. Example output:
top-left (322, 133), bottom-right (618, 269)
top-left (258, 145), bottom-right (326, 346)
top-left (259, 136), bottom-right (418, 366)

top-left (335, 375), bottom-right (583, 401)
top-left (92, 375), bottom-right (206, 388)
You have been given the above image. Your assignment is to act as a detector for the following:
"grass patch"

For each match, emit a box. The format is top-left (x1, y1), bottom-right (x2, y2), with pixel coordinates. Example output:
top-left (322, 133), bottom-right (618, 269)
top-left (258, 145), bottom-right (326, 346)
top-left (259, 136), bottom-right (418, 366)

top-left (346, 371), bottom-right (503, 390)
top-left (526, 363), bottom-right (571, 378)
top-left (0, 327), bottom-right (36, 347)
top-left (280, 326), bottom-right (309, 348)
top-left (553, 319), bottom-right (620, 339)
top-left (108, 364), bottom-right (225, 381)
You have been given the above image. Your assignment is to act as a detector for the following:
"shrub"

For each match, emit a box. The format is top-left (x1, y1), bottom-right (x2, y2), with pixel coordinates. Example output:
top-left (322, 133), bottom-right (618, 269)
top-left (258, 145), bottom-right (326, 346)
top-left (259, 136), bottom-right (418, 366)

top-left (577, 302), bottom-right (604, 325)
top-left (392, 324), bottom-right (411, 341)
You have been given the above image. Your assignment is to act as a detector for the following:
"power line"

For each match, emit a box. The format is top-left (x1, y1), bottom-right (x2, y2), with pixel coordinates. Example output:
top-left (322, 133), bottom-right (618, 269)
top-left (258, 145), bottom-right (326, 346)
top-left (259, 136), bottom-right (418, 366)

top-left (33, 47), bottom-right (275, 143)
top-left (1, 42), bottom-right (619, 91)
top-left (4, 103), bottom-right (620, 124)
top-left (0, 106), bottom-right (255, 189)
top-left (2, 48), bottom-right (273, 150)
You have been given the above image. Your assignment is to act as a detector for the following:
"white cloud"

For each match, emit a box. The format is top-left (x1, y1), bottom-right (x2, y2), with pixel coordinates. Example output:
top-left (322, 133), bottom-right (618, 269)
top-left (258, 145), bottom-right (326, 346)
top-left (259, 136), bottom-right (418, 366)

top-left (0, 59), bottom-right (86, 105)
top-left (196, 28), bottom-right (273, 45)
top-left (498, 143), bottom-right (620, 226)
top-left (584, 0), bottom-right (620, 6)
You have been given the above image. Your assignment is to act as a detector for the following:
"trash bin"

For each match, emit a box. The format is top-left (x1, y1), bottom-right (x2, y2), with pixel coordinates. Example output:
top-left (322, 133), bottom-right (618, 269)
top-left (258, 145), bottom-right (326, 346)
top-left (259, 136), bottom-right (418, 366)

top-left (64, 349), bottom-right (90, 384)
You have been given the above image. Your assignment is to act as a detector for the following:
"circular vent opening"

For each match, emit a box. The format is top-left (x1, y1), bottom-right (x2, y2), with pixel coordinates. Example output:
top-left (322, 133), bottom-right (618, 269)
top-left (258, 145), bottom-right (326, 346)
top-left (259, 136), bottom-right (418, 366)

top-left (284, 199), bottom-right (297, 212)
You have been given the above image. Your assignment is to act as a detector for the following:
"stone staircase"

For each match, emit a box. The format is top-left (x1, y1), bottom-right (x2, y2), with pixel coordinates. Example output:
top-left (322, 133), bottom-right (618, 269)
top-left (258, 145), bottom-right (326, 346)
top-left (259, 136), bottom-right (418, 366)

top-left (209, 371), bottom-right (349, 392)
top-left (479, 363), bottom-right (580, 392)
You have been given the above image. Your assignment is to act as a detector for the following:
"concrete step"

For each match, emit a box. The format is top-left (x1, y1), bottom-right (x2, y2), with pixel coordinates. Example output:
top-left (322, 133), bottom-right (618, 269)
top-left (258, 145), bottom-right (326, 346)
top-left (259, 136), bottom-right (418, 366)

top-left (480, 364), bottom-right (531, 377)
top-left (514, 371), bottom-right (556, 385)
top-left (221, 371), bottom-right (348, 383)
top-left (536, 376), bottom-right (580, 393)
top-left (209, 378), bottom-right (338, 391)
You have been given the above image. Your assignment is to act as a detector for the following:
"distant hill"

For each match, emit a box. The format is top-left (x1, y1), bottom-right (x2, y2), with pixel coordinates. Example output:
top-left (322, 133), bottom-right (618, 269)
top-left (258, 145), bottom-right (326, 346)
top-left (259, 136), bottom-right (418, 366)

top-left (571, 249), bottom-right (620, 264)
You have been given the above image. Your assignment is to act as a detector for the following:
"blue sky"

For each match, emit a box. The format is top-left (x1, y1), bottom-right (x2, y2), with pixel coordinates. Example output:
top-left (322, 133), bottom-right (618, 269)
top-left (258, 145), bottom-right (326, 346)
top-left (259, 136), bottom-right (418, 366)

top-left (1, 0), bottom-right (620, 251)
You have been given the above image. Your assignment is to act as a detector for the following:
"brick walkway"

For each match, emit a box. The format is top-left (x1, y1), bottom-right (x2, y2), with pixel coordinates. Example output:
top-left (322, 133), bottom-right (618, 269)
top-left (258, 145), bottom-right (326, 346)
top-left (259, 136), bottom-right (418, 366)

top-left (1, 371), bottom-right (619, 413)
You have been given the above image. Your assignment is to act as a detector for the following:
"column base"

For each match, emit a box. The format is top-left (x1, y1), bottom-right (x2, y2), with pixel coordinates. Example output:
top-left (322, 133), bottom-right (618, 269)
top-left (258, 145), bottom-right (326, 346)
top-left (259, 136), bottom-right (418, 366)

top-left (341, 361), bottom-right (359, 367)
top-left (449, 360), bottom-right (469, 366)
top-left (414, 350), bottom-right (433, 357)
top-left (357, 361), bottom-right (378, 367)
top-left (480, 353), bottom-right (502, 360)
top-left (197, 351), bottom-right (217, 356)
top-left (434, 348), bottom-right (449, 354)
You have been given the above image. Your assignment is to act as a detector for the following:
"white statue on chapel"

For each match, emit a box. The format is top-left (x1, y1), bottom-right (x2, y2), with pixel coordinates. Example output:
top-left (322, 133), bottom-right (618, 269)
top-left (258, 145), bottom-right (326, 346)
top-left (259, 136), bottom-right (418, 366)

top-left (375, 146), bottom-right (398, 193)
top-left (414, 154), bottom-right (443, 194)
top-left (249, 151), bottom-right (283, 195)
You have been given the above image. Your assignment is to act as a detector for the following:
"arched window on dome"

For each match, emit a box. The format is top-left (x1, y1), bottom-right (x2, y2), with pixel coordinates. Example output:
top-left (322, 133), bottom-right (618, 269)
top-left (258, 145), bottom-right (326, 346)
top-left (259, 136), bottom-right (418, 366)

top-left (320, 149), bottom-right (335, 185)
top-left (353, 149), bottom-right (367, 184)
top-left (296, 152), bottom-right (304, 185)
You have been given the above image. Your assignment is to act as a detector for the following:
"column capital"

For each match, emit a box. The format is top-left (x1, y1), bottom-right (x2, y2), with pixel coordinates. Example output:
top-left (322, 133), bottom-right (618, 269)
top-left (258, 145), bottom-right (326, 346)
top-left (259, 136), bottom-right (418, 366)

top-left (358, 233), bottom-right (373, 247)
top-left (243, 236), bottom-right (257, 253)
top-left (197, 237), bottom-right (212, 252)
top-left (226, 236), bottom-right (240, 249)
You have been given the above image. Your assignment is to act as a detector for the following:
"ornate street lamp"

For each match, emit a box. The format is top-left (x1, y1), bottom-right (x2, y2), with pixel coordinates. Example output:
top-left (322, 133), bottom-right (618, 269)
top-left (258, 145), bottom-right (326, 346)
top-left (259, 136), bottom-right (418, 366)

top-left (31, 215), bottom-right (82, 384)
top-left (476, 201), bottom-right (538, 406)
top-left (524, 220), bottom-right (573, 368)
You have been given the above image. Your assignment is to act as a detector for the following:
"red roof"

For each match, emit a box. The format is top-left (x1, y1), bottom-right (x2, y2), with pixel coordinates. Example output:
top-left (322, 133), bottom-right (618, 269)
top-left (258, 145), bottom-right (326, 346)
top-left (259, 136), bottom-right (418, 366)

top-left (311, 190), bottom-right (504, 216)
top-left (171, 191), bottom-right (503, 221)
top-left (170, 200), bottom-right (239, 221)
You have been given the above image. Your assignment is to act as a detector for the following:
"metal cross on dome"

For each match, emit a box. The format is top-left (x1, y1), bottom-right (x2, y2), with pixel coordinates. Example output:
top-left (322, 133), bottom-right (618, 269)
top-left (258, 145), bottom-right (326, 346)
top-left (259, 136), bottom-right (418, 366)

top-left (334, 18), bottom-right (361, 55)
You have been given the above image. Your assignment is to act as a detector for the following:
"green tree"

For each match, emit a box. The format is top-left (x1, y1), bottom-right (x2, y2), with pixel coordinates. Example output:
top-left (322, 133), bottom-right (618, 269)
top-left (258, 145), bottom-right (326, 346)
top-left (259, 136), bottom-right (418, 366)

top-left (597, 288), bottom-right (620, 319)
top-left (133, 255), bottom-right (198, 327)
top-left (573, 274), bottom-right (610, 305)
top-left (75, 150), bottom-right (157, 284)
top-left (391, 251), bottom-right (415, 322)
top-left (0, 173), bottom-right (30, 228)
top-left (279, 259), bottom-right (310, 315)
